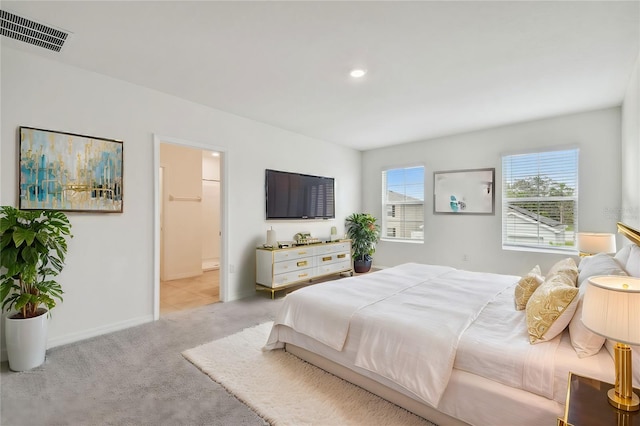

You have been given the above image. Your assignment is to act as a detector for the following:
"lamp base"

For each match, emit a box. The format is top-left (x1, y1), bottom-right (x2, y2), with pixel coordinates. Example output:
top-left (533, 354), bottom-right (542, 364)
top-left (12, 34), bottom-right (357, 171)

top-left (607, 387), bottom-right (640, 412)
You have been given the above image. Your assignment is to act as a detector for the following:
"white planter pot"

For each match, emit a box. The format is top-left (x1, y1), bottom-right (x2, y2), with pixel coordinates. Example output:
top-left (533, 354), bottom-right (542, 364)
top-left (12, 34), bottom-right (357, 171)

top-left (5, 310), bottom-right (49, 371)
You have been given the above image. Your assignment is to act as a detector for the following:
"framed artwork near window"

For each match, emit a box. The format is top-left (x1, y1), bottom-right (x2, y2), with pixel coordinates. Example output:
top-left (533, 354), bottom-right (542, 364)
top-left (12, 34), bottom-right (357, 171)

top-left (433, 168), bottom-right (495, 214)
top-left (18, 126), bottom-right (123, 212)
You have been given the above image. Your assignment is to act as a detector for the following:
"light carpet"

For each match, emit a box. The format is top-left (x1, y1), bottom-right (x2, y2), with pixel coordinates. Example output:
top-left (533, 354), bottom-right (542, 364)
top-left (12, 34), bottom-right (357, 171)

top-left (183, 322), bottom-right (435, 426)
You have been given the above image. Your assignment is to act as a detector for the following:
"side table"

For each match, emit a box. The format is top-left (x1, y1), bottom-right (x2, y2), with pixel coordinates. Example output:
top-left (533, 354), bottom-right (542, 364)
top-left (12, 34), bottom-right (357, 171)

top-left (558, 372), bottom-right (639, 426)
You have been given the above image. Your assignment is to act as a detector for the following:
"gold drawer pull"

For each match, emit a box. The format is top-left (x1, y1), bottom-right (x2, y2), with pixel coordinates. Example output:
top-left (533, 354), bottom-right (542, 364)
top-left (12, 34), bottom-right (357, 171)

top-left (322, 256), bottom-right (332, 262)
top-left (298, 273), bottom-right (308, 278)
top-left (337, 254), bottom-right (346, 259)
top-left (297, 260), bottom-right (308, 267)
top-left (297, 251), bottom-right (307, 255)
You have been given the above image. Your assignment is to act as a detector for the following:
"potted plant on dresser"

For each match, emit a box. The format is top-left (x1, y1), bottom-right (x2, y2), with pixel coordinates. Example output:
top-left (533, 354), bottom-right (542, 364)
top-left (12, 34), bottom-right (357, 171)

top-left (0, 206), bottom-right (72, 371)
top-left (345, 213), bottom-right (380, 273)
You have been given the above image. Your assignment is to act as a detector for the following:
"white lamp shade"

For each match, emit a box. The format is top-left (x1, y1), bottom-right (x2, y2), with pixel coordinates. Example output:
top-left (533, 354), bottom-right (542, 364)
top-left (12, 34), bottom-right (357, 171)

top-left (577, 232), bottom-right (617, 254)
top-left (582, 275), bottom-right (640, 345)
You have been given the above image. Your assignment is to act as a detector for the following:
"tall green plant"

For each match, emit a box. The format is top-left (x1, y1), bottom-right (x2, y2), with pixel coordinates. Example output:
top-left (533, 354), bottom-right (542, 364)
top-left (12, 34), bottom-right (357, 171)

top-left (345, 213), bottom-right (380, 261)
top-left (0, 206), bottom-right (72, 319)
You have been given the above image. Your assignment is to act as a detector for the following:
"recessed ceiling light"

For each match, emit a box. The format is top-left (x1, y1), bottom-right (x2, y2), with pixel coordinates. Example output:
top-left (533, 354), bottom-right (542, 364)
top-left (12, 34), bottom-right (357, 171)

top-left (350, 69), bottom-right (367, 78)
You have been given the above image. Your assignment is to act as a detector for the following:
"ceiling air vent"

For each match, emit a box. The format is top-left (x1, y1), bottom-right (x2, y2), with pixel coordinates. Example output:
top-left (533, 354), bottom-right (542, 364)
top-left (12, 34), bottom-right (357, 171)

top-left (0, 10), bottom-right (69, 52)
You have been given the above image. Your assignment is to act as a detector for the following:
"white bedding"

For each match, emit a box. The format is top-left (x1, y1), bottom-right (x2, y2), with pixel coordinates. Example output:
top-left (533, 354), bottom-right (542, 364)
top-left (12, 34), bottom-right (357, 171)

top-left (267, 263), bottom-right (524, 407)
top-left (266, 263), bottom-right (456, 351)
top-left (352, 268), bottom-right (518, 406)
top-left (454, 281), bottom-right (561, 399)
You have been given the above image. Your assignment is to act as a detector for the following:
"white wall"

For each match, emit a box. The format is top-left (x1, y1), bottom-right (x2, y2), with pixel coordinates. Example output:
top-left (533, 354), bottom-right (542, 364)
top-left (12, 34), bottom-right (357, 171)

top-left (362, 108), bottom-right (622, 276)
top-left (0, 47), bottom-right (361, 351)
top-left (621, 51), bottom-right (640, 229)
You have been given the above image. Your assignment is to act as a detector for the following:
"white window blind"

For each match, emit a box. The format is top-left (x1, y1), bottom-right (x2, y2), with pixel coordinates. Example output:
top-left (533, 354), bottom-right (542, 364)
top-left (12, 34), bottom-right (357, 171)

top-left (502, 148), bottom-right (579, 252)
top-left (382, 166), bottom-right (424, 241)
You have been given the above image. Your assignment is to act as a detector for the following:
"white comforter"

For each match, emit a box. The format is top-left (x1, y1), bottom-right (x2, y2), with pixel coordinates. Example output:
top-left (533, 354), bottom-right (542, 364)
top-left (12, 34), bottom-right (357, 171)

top-left (265, 263), bottom-right (520, 407)
top-left (454, 283), bottom-right (561, 399)
top-left (265, 263), bottom-right (455, 351)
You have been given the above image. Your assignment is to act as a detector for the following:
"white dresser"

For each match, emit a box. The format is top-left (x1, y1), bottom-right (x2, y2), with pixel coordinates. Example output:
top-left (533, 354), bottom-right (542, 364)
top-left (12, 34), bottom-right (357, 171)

top-left (256, 240), bottom-right (352, 297)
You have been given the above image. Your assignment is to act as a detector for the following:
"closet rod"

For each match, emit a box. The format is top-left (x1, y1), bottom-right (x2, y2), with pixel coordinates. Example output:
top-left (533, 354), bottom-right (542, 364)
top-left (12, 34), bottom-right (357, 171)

top-left (169, 195), bottom-right (201, 202)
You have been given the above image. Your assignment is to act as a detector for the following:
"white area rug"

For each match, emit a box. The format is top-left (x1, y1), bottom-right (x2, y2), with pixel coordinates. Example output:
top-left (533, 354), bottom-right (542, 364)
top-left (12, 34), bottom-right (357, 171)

top-left (183, 322), bottom-right (434, 426)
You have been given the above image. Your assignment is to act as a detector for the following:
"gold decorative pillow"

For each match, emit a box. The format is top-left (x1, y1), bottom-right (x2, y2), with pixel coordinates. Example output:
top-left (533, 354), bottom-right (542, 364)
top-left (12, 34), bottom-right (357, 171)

top-left (545, 257), bottom-right (578, 285)
top-left (514, 265), bottom-right (544, 310)
top-left (526, 274), bottom-right (579, 344)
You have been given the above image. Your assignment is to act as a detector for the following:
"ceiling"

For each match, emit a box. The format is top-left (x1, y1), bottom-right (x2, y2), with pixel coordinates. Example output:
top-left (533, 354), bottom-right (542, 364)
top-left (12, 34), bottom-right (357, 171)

top-left (2, 1), bottom-right (639, 151)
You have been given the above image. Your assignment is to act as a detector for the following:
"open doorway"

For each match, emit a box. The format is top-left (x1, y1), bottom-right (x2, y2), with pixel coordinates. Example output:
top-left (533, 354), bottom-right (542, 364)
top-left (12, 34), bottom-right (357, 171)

top-left (154, 137), bottom-right (225, 318)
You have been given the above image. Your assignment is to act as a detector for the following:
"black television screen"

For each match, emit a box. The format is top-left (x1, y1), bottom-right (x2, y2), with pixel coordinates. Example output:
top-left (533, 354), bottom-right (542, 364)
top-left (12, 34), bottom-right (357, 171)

top-left (265, 169), bottom-right (335, 219)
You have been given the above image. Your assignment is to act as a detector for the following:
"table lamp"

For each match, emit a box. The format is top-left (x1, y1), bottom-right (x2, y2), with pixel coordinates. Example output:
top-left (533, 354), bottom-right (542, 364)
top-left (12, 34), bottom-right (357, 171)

top-left (577, 232), bottom-right (617, 256)
top-left (582, 275), bottom-right (640, 411)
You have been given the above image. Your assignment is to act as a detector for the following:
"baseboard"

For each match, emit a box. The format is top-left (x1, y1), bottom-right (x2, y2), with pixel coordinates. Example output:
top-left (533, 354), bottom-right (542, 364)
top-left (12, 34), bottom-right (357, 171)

top-left (1, 314), bottom-right (154, 362)
top-left (47, 314), bottom-right (154, 350)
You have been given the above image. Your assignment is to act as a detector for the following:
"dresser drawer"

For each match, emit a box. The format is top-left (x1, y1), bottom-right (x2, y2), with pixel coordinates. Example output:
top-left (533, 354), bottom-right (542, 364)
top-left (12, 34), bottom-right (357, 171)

top-left (274, 247), bottom-right (314, 262)
top-left (315, 242), bottom-right (350, 255)
top-left (317, 259), bottom-right (352, 276)
top-left (316, 251), bottom-right (350, 266)
top-left (272, 269), bottom-right (315, 288)
top-left (273, 257), bottom-right (313, 275)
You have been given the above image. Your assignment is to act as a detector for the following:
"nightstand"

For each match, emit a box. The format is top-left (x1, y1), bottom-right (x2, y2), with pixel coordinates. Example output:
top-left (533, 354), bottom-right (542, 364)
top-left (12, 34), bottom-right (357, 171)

top-left (558, 372), bottom-right (640, 426)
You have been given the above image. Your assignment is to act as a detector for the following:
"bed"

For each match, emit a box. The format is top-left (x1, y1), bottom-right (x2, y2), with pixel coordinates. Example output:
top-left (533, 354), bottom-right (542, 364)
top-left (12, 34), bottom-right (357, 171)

top-left (264, 222), bottom-right (640, 426)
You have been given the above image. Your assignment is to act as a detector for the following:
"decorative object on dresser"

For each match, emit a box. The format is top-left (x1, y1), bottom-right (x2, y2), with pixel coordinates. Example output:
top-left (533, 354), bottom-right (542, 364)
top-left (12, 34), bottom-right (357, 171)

top-left (345, 213), bottom-right (380, 273)
top-left (0, 206), bottom-right (73, 371)
top-left (582, 275), bottom-right (640, 411)
top-left (577, 232), bottom-right (617, 256)
top-left (264, 227), bottom-right (277, 248)
top-left (293, 232), bottom-right (320, 245)
top-left (330, 226), bottom-right (340, 241)
top-left (256, 240), bottom-right (352, 298)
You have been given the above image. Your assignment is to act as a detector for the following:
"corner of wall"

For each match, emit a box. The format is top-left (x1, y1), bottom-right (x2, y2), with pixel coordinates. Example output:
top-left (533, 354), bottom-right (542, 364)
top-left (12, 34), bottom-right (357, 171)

top-left (621, 50), bottom-right (640, 228)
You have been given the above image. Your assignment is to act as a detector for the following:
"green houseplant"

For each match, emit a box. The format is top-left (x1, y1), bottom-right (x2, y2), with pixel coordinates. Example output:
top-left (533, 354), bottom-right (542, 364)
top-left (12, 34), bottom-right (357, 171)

top-left (0, 206), bottom-right (72, 371)
top-left (345, 213), bottom-right (380, 273)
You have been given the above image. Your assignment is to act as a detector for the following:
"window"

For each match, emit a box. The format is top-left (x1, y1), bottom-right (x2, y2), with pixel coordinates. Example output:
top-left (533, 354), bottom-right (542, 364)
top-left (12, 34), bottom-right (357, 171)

top-left (382, 166), bottom-right (424, 241)
top-left (502, 148), bottom-right (578, 252)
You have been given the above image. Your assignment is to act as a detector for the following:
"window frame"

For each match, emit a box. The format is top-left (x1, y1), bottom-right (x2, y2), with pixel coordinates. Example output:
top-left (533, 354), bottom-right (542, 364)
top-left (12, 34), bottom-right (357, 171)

top-left (501, 147), bottom-right (579, 254)
top-left (381, 165), bottom-right (425, 243)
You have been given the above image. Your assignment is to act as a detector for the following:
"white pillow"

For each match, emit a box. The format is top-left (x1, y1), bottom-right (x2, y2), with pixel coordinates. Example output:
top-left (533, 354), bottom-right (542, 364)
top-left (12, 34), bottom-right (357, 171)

top-left (614, 244), bottom-right (633, 267)
top-left (569, 285), bottom-right (606, 357)
top-left (577, 253), bottom-right (627, 287)
top-left (604, 340), bottom-right (640, 388)
top-left (624, 244), bottom-right (640, 277)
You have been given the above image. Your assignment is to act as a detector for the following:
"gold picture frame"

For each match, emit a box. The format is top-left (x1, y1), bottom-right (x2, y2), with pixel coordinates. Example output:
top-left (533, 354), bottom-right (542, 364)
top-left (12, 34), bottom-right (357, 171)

top-left (18, 126), bottom-right (123, 212)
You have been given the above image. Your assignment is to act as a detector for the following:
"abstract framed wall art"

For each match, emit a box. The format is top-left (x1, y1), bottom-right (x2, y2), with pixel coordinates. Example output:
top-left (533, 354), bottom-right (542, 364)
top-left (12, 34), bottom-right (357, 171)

top-left (433, 168), bottom-right (495, 215)
top-left (19, 127), bottom-right (123, 212)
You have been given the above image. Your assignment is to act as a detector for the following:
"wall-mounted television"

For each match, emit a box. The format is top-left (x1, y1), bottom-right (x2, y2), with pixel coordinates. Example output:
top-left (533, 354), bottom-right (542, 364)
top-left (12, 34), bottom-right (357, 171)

top-left (265, 169), bottom-right (335, 220)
